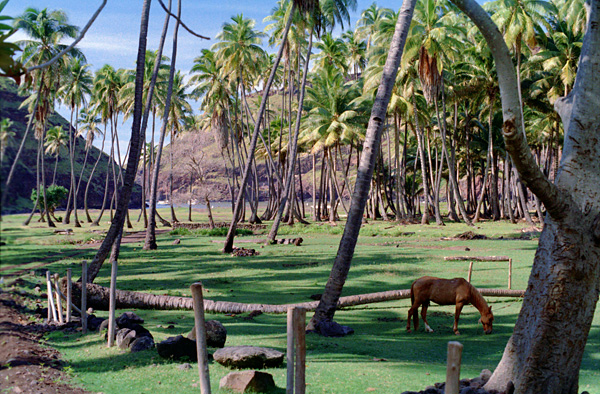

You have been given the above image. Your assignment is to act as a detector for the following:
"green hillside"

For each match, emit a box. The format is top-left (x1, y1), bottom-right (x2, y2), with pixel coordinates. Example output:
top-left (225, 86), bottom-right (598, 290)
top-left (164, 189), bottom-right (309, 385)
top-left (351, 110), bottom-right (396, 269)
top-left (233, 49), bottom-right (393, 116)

top-left (0, 78), bottom-right (140, 214)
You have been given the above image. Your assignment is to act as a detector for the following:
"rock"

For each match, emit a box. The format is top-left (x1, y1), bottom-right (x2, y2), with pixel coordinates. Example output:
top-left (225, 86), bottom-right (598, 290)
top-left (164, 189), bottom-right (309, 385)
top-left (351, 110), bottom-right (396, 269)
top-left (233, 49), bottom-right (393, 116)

top-left (99, 319), bottom-right (109, 333)
top-left (157, 335), bottom-right (197, 361)
top-left (116, 312), bottom-right (144, 328)
top-left (130, 336), bottom-right (154, 352)
top-left (219, 370), bottom-right (275, 393)
top-left (400, 392), bottom-right (420, 394)
top-left (422, 388), bottom-right (440, 394)
top-left (479, 369), bottom-right (492, 383)
top-left (88, 315), bottom-right (106, 332)
top-left (116, 328), bottom-right (136, 350)
top-left (213, 346), bottom-right (284, 369)
top-left (173, 239), bottom-right (181, 245)
top-left (178, 363), bottom-right (192, 370)
top-left (460, 388), bottom-right (478, 394)
top-left (293, 237), bottom-right (303, 246)
top-left (309, 320), bottom-right (354, 337)
top-left (187, 320), bottom-right (227, 348)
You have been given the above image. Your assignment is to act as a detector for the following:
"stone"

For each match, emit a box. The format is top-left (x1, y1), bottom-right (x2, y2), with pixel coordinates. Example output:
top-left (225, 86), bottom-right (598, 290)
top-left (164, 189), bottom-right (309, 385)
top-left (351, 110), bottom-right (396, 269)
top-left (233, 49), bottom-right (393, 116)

top-left (293, 237), bottom-right (303, 246)
top-left (172, 239), bottom-right (181, 245)
top-left (460, 388), bottom-right (478, 394)
top-left (116, 328), bottom-right (136, 350)
top-left (157, 335), bottom-right (197, 361)
top-left (187, 320), bottom-right (227, 348)
top-left (116, 312), bottom-right (144, 328)
top-left (422, 388), bottom-right (440, 394)
top-left (219, 370), bottom-right (275, 393)
top-left (213, 346), bottom-right (284, 369)
top-left (130, 336), bottom-right (154, 352)
top-left (309, 320), bottom-right (354, 337)
top-left (479, 369), bottom-right (492, 383)
top-left (178, 363), bottom-right (192, 370)
top-left (88, 315), bottom-right (106, 332)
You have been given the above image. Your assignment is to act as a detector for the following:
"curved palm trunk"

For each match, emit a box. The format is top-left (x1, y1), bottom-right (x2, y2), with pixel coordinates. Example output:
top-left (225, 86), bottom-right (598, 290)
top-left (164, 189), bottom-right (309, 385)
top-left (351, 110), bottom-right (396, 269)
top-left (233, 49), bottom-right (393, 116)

top-left (86, 0), bottom-right (152, 282)
top-left (307, 0), bottom-right (417, 332)
top-left (268, 30), bottom-right (313, 243)
top-left (169, 127), bottom-right (178, 223)
top-left (85, 125), bottom-right (107, 223)
top-left (451, 0), bottom-right (600, 392)
top-left (412, 95), bottom-right (430, 225)
top-left (223, 2), bottom-right (297, 253)
top-left (144, 0), bottom-right (179, 250)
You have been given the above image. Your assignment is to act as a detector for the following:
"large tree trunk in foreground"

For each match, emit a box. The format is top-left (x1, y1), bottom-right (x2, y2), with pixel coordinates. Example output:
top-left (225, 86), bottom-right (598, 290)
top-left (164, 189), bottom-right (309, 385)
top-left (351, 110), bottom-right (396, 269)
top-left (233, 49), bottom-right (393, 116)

top-left (307, 0), bottom-right (417, 332)
top-left (451, 0), bottom-right (600, 392)
top-left (65, 281), bottom-right (522, 313)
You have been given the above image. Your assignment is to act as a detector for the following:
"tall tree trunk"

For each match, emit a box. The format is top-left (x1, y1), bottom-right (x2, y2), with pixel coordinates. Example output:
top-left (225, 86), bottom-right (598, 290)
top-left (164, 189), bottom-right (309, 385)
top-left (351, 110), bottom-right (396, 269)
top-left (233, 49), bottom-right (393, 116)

top-left (268, 30), bottom-right (313, 243)
top-left (87, 0), bottom-right (152, 282)
top-left (307, 0), bottom-right (417, 332)
top-left (224, 2), bottom-right (297, 253)
top-left (145, 0), bottom-right (179, 250)
top-left (451, 0), bottom-right (600, 392)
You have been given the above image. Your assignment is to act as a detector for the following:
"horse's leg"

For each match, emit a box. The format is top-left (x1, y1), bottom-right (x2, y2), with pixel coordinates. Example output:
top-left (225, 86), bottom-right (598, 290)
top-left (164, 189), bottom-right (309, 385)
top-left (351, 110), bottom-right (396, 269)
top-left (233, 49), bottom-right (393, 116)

top-left (407, 301), bottom-right (421, 332)
top-left (453, 302), bottom-right (465, 335)
top-left (421, 301), bottom-right (434, 332)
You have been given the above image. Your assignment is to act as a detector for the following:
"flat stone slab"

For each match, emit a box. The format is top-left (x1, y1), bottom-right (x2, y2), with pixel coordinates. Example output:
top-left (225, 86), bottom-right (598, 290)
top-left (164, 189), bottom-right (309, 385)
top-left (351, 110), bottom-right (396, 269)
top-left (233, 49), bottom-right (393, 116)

top-left (219, 370), bottom-right (276, 393)
top-left (213, 346), bottom-right (284, 369)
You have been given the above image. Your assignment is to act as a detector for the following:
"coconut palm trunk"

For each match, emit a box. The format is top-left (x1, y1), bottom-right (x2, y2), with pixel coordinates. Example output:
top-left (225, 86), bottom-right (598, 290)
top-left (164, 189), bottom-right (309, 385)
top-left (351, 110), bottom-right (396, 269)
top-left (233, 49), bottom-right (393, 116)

top-left (268, 30), bottom-right (314, 243)
top-left (86, 0), bottom-right (152, 282)
top-left (223, 1), bottom-right (297, 253)
top-left (307, 0), bottom-right (417, 332)
top-left (144, 0), bottom-right (180, 250)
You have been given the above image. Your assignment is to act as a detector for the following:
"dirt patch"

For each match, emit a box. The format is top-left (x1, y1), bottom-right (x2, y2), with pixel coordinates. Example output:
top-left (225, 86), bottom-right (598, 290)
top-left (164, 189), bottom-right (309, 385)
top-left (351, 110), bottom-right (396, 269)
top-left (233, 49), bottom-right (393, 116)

top-left (0, 290), bottom-right (93, 394)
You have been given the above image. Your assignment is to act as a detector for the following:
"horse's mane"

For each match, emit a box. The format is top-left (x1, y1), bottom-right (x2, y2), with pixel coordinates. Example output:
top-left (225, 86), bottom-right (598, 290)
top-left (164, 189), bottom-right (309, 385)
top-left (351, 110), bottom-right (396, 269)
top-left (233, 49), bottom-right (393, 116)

top-left (467, 281), bottom-right (490, 312)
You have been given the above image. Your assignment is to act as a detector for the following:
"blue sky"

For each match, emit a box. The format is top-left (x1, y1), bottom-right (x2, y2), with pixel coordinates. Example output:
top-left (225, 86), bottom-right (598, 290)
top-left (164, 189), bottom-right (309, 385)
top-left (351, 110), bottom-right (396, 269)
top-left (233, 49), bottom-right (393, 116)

top-left (4, 0), bottom-right (405, 155)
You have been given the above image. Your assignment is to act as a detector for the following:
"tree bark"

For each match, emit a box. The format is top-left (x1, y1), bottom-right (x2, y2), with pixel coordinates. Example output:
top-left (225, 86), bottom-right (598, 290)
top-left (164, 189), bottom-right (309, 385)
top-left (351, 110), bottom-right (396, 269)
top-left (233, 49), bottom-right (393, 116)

top-left (451, 0), bottom-right (600, 392)
top-left (307, 0), bottom-right (417, 332)
top-left (86, 0), bottom-right (152, 282)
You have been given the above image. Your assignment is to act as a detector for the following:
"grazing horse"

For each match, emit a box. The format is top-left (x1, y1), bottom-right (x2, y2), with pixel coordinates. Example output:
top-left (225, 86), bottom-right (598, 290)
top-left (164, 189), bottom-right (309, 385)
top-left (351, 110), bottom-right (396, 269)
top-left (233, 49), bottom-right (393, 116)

top-left (406, 276), bottom-right (494, 335)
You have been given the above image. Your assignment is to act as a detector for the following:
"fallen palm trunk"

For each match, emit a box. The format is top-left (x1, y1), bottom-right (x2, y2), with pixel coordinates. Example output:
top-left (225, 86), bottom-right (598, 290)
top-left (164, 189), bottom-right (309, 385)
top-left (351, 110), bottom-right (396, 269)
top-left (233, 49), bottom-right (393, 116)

top-left (64, 281), bottom-right (524, 314)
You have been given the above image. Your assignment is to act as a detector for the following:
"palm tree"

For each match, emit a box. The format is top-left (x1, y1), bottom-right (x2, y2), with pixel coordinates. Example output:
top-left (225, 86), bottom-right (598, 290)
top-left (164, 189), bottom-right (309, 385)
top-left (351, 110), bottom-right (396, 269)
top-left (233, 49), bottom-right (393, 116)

top-left (43, 125), bottom-right (68, 185)
top-left (313, 32), bottom-right (348, 73)
top-left (77, 108), bottom-right (103, 223)
top-left (87, 0), bottom-right (152, 282)
top-left (12, 7), bottom-right (82, 227)
top-left (58, 57), bottom-right (92, 226)
top-left (355, 2), bottom-right (392, 51)
top-left (308, 0), bottom-right (418, 334)
top-left (0, 118), bottom-right (15, 162)
top-left (342, 29), bottom-right (367, 79)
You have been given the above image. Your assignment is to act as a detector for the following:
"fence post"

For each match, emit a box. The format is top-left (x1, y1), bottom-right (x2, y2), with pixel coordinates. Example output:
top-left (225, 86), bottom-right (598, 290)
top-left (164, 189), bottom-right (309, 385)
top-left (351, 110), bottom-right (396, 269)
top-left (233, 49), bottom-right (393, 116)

top-left (81, 261), bottom-right (88, 334)
top-left (190, 282), bottom-right (211, 394)
top-left (46, 271), bottom-right (57, 322)
top-left (445, 341), bottom-right (463, 394)
top-left (508, 258), bottom-right (512, 289)
top-left (467, 261), bottom-right (474, 283)
top-left (294, 308), bottom-right (306, 394)
top-left (286, 307), bottom-right (295, 394)
top-left (53, 273), bottom-right (64, 324)
top-left (66, 268), bottom-right (72, 323)
top-left (107, 259), bottom-right (118, 347)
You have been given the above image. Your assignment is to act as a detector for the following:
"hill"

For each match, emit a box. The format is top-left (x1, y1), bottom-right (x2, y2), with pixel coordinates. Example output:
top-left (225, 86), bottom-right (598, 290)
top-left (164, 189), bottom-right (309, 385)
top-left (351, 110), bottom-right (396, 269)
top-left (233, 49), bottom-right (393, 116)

top-left (0, 78), bottom-right (140, 214)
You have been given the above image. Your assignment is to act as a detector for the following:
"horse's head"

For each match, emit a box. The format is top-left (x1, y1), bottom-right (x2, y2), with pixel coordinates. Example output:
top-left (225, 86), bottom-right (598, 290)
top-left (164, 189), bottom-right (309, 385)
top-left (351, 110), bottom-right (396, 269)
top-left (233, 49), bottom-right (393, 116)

top-left (478, 306), bottom-right (494, 334)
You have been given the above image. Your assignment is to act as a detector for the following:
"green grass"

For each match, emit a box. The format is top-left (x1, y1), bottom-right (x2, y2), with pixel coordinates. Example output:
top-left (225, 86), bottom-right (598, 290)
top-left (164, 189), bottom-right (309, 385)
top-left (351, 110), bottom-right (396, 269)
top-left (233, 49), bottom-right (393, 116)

top-left (1, 207), bottom-right (598, 393)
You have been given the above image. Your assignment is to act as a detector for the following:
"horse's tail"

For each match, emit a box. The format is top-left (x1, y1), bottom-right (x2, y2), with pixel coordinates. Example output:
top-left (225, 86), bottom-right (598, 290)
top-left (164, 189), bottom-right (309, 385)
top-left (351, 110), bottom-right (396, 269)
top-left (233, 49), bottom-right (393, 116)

top-left (410, 281), bottom-right (419, 331)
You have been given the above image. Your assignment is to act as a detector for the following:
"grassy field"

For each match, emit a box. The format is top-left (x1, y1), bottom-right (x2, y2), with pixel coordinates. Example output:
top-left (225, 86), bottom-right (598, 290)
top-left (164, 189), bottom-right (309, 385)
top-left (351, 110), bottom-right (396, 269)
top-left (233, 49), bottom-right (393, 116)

top-left (1, 207), bottom-right (598, 393)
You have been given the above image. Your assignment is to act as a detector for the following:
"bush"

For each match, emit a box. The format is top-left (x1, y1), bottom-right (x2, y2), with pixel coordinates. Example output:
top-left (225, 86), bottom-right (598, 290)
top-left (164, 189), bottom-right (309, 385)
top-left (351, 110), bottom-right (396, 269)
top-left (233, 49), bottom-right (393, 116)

top-left (30, 185), bottom-right (68, 215)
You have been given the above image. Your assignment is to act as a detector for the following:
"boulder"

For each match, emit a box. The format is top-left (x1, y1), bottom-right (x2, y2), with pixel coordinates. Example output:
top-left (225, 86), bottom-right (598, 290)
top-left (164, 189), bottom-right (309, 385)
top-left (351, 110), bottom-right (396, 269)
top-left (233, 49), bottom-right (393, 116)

top-left (130, 336), bottom-right (155, 352)
top-left (187, 320), bottom-right (227, 348)
top-left (157, 335), bottom-right (197, 361)
top-left (309, 320), bottom-right (354, 337)
top-left (116, 312), bottom-right (144, 328)
top-left (116, 328), bottom-right (136, 350)
top-left (219, 370), bottom-right (275, 393)
top-left (213, 346), bottom-right (284, 369)
top-left (88, 315), bottom-right (106, 332)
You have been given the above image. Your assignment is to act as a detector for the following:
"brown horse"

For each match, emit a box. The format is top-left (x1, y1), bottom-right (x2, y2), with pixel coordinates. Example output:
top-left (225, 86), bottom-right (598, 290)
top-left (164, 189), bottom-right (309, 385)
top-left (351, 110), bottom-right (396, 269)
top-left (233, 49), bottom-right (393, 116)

top-left (406, 276), bottom-right (494, 335)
